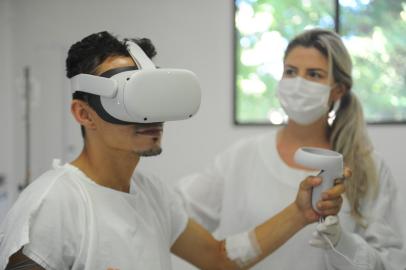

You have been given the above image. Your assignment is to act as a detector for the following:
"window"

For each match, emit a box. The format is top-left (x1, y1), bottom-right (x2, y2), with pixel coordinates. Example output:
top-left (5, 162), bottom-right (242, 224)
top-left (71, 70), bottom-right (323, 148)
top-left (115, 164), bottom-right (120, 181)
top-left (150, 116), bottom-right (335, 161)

top-left (234, 0), bottom-right (406, 124)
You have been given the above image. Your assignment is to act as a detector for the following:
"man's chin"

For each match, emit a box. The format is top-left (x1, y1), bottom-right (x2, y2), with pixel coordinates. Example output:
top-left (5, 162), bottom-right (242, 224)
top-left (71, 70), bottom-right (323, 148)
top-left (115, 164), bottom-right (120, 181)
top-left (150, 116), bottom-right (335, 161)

top-left (137, 147), bottom-right (162, 157)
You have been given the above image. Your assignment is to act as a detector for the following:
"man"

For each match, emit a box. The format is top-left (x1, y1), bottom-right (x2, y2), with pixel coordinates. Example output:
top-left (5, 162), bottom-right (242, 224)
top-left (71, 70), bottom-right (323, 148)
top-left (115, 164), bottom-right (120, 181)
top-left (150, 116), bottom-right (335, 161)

top-left (0, 31), bottom-right (346, 270)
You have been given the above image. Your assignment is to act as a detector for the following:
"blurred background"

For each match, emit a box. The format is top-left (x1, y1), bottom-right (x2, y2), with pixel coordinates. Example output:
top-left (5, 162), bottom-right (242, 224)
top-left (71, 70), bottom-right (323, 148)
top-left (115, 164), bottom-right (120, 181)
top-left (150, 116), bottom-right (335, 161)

top-left (0, 1), bottom-right (405, 269)
top-left (235, 0), bottom-right (406, 125)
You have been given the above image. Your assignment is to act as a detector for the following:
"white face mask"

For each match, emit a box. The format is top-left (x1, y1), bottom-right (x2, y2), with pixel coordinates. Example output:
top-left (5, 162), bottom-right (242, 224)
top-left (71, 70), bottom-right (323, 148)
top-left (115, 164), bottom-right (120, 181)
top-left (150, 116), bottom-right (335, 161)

top-left (277, 77), bottom-right (332, 125)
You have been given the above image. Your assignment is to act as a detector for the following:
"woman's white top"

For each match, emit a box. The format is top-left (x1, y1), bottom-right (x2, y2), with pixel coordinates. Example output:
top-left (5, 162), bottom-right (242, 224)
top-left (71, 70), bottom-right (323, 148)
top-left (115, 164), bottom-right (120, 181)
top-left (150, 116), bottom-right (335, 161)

top-left (177, 131), bottom-right (406, 270)
top-left (0, 160), bottom-right (188, 270)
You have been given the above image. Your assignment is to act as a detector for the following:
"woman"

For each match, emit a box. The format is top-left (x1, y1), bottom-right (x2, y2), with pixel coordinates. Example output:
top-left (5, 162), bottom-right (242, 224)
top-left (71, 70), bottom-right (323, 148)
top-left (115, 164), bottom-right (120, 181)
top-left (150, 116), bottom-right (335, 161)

top-left (176, 29), bottom-right (406, 269)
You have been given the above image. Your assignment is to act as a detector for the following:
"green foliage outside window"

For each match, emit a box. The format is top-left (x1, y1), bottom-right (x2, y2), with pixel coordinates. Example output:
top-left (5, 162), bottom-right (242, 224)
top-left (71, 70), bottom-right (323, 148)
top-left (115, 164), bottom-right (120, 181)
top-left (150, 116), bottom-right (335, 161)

top-left (235, 0), bottom-right (406, 124)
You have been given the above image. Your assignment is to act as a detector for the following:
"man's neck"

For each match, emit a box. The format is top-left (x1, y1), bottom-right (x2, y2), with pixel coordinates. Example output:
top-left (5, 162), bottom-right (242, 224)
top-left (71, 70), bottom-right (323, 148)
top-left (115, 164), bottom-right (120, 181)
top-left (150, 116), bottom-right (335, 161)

top-left (71, 141), bottom-right (139, 193)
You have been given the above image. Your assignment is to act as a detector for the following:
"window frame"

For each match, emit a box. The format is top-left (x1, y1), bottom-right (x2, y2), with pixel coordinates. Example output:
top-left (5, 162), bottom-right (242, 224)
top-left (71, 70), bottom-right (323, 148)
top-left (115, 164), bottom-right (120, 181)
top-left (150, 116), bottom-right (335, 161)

top-left (232, 0), bottom-right (406, 126)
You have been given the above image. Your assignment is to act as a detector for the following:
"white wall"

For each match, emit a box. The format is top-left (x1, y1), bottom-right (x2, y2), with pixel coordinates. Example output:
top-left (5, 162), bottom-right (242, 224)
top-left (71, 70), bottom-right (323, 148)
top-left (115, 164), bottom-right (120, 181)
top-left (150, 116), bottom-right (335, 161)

top-left (1, 0), bottom-right (405, 269)
top-left (0, 0), bottom-right (15, 219)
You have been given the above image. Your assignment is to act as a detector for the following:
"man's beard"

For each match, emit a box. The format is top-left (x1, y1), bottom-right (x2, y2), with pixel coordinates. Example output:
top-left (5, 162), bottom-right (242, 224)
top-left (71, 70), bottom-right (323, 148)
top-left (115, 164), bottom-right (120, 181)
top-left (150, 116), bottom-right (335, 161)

top-left (133, 122), bottom-right (163, 157)
top-left (136, 147), bottom-right (162, 157)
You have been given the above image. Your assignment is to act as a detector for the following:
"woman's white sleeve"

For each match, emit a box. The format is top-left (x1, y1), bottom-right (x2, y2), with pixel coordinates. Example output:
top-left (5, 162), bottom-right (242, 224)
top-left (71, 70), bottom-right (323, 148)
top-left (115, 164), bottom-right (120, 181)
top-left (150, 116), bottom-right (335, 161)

top-left (325, 158), bottom-right (406, 270)
top-left (175, 155), bottom-right (225, 232)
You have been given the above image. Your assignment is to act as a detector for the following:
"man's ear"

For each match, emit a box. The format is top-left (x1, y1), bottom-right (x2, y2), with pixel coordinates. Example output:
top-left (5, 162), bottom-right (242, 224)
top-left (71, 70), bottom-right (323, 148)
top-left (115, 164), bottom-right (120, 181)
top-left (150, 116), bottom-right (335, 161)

top-left (71, 100), bottom-right (97, 130)
top-left (330, 83), bottom-right (347, 102)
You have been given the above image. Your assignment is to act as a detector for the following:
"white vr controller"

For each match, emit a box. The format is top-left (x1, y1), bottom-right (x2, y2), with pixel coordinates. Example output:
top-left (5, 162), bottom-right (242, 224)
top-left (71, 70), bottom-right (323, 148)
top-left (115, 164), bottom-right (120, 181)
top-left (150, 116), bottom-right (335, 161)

top-left (294, 147), bottom-right (343, 213)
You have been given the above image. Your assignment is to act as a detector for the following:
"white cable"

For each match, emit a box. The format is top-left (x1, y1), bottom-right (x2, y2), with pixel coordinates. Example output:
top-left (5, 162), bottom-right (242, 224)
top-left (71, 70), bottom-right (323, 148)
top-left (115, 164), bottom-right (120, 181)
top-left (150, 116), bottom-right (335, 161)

top-left (319, 222), bottom-right (370, 269)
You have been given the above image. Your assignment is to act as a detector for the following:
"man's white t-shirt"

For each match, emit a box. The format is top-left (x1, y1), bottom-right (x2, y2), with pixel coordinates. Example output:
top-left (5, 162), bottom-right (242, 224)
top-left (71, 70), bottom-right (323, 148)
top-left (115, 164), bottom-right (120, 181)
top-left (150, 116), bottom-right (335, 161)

top-left (0, 160), bottom-right (188, 270)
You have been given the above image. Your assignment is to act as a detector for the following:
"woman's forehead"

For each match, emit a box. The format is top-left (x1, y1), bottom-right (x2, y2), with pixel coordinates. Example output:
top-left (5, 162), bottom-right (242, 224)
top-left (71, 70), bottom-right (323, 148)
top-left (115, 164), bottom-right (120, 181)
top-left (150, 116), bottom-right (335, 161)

top-left (285, 46), bottom-right (328, 69)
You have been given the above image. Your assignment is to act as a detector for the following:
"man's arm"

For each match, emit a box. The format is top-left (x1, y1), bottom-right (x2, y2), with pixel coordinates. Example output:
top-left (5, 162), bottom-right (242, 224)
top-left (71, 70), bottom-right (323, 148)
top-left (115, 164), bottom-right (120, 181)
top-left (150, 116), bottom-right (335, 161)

top-left (5, 249), bottom-right (45, 270)
top-left (171, 203), bottom-right (309, 270)
top-left (171, 175), bottom-right (346, 270)
top-left (171, 219), bottom-right (237, 269)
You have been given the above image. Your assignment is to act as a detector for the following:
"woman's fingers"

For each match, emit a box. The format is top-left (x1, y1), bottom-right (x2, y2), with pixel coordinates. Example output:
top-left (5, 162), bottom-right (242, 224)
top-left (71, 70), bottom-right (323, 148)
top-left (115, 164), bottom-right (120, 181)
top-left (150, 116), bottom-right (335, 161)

top-left (343, 167), bottom-right (352, 178)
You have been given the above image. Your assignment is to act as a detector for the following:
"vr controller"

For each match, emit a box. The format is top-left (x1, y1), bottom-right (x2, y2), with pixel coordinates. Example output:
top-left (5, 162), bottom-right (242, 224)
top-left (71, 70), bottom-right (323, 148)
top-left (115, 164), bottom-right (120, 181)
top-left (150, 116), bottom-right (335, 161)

top-left (294, 147), bottom-right (343, 213)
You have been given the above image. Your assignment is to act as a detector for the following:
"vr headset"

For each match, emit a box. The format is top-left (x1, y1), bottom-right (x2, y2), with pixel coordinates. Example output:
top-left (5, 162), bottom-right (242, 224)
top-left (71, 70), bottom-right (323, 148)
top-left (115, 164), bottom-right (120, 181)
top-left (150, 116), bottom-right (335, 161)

top-left (70, 41), bottom-right (201, 124)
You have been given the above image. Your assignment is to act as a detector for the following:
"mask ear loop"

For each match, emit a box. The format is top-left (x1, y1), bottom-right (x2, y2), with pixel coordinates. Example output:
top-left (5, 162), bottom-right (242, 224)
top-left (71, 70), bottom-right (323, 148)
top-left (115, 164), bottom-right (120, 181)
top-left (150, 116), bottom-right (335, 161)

top-left (329, 99), bottom-right (341, 116)
top-left (328, 99), bottom-right (341, 125)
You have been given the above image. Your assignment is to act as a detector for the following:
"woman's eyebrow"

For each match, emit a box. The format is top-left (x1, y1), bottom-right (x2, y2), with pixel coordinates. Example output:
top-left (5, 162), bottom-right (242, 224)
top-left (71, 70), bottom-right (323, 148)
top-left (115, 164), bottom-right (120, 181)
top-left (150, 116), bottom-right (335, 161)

top-left (284, 64), bottom-right (297, 70)
top-left (307, 68), bottom-right (328, 74)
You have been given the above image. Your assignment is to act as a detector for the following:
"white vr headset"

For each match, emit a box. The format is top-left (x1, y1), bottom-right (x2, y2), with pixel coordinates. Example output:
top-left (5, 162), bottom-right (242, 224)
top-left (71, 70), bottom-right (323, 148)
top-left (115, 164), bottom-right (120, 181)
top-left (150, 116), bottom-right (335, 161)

top-left (70, 41), bottom-right (201, 124)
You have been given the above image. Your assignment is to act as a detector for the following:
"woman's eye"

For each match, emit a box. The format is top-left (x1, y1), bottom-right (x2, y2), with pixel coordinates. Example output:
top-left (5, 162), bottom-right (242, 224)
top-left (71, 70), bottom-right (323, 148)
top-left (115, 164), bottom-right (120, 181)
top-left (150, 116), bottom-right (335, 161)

top-left (309, 71), bottom-right (322, 79)
top-left (284, 68), bottom-right (296, 76)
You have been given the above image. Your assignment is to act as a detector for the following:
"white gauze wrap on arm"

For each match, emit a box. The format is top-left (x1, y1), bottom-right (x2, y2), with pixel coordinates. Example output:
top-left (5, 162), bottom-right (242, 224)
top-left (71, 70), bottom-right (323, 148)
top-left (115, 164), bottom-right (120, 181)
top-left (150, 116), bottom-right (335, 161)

top-left (225, 229), bottom-right (262, 268)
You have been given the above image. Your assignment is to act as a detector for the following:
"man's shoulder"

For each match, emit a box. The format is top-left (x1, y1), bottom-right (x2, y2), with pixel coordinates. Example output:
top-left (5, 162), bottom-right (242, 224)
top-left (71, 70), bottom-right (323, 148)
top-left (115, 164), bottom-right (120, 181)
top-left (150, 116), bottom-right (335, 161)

top-left (0, 166), bottom-right (86, 270)
top-left (1, 166), bottom-right (82, 239)
top-left (9, 165), bottom-right (85, 219)
top-left (24, 166), bottom-right (80, 199)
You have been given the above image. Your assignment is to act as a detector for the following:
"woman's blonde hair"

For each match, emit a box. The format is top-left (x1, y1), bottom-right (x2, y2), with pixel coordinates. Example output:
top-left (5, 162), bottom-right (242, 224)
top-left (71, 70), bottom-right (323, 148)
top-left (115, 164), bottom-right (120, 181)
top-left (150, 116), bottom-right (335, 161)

top-left (284, 29), bottom-right (378, 225)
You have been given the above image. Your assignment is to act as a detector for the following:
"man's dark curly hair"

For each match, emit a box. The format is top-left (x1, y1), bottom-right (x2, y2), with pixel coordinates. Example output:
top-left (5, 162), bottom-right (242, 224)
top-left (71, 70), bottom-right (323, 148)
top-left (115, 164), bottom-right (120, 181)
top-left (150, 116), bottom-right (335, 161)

top-left (66, 31), bottom-right (157, 138)
top-left (66, 31), bottom-right (157, 78)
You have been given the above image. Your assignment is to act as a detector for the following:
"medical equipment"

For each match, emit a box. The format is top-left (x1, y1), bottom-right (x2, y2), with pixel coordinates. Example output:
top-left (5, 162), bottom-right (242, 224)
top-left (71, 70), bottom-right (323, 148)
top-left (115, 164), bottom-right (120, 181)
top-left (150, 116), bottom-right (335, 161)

top-left (294, 147), bottom-right (343, 213)
top-left (70, 41), bottom-right (201, 124)
top-left (19, 67), bottom-right (32, 191)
